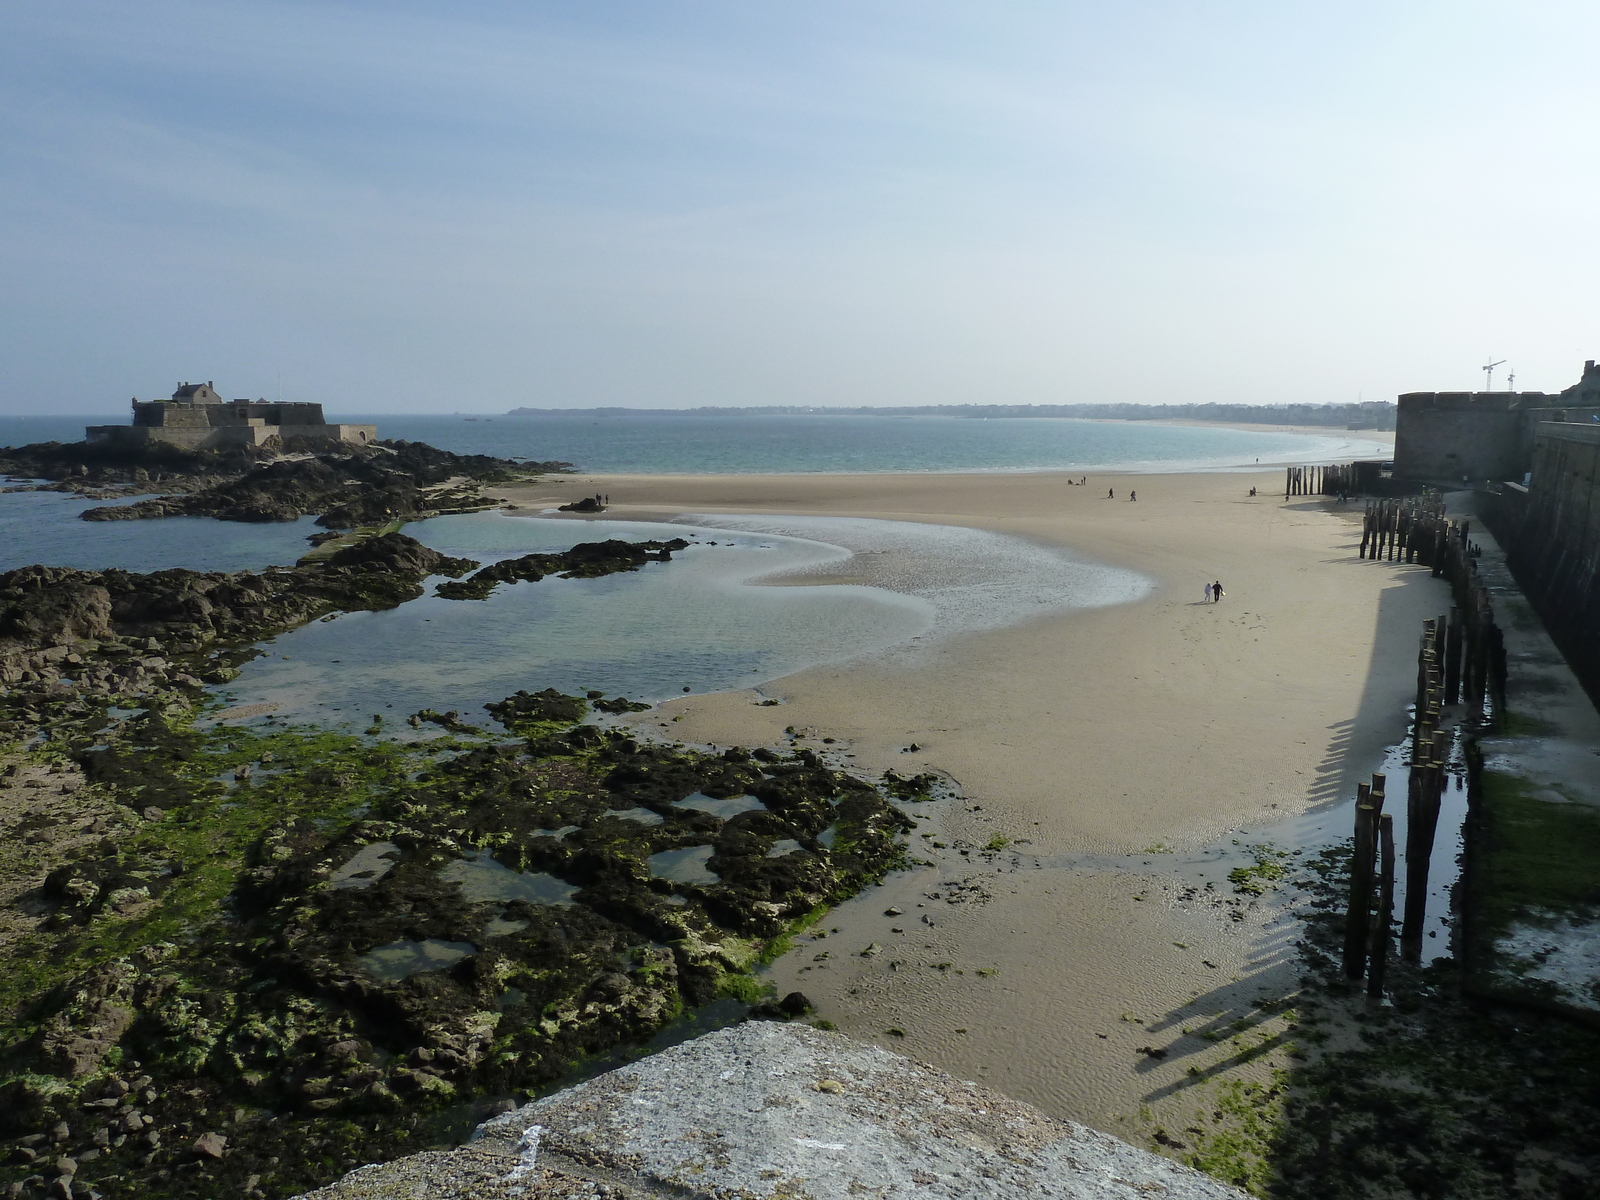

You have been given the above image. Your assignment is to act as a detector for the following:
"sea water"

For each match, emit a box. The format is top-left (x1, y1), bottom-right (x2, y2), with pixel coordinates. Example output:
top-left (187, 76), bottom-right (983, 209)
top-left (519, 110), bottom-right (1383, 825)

top-left (340, 413), bottom-right (1391, 474)
top-left (0, 487), bottom-right (321, 573)
top-left (215, 512), bottom-right (1147, 724)
top-left (2, 412), bottom-right (1388, 477)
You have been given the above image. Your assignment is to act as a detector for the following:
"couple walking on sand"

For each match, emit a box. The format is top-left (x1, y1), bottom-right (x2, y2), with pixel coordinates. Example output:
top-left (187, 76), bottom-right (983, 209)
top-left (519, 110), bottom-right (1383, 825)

top-left (1204, 580), bottom-right (1224, 603)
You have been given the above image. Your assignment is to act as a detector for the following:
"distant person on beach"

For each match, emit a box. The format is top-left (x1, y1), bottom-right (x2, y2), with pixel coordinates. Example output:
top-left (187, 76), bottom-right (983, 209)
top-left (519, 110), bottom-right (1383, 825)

top-left (1213, 580), bottom-right (1223, 602)
top-left (1130, 490), bottom-right (1137, 501)
top-left (1249, 486), bottom-right (1257, 497)
top-left (1204, 582), bottom-right (1213, 603)
top-left (1108, 487), bottom-right (1114, 499)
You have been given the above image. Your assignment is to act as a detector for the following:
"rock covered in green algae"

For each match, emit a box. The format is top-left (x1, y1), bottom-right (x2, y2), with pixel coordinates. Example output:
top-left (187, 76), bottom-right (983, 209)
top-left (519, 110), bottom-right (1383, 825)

top-left (0, 690), bottom-right (915, 1200)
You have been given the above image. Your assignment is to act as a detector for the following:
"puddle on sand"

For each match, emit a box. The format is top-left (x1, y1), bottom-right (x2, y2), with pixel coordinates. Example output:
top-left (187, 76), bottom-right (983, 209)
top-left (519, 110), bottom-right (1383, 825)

top-left (647, 845), bottom-right (718, 884)
top-left (330, 842), bottom-right (401, 890)
top-left (439, 850), bottom-right (579, 906)
top-left (767, 838), bottom-right (805, 858)
top-left (676, 793), bottom-right (765, 820)
top-left (605, 806), bottom-right (665, 826)
top-left (359, 938), bottom-right (476, 981)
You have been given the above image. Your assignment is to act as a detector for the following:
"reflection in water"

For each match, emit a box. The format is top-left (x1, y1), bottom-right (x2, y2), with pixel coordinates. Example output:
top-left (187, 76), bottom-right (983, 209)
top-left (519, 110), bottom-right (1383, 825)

top-left (646, 845), bottom-right (718, 884)
top-left (359, 938), bottom-right (476, 981)
top-left (605, 807), bottom-right (665, 826)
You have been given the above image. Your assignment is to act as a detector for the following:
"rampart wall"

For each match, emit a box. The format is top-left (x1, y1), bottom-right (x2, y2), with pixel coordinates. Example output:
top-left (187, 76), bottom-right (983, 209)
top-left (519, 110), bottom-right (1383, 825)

top-left (1479, 422), bottom-right (1600, 703)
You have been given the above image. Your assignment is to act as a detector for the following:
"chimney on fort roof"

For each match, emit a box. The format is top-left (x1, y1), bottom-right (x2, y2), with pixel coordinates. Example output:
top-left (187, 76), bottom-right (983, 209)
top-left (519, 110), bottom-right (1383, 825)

top-left (1586, 360), bottom-right (1595, 373)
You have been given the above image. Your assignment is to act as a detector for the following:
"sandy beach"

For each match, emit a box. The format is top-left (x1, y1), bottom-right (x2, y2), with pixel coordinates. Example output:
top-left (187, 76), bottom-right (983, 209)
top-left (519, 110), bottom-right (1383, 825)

top-left (492, 451), bottom-right (1452, 1145)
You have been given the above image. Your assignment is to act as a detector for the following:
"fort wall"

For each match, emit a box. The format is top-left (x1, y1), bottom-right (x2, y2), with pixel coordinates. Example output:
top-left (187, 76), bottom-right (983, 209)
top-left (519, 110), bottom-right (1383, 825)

top-left (1480, 422), bottom-right (1600, 703)
top-left (1394, 392), bottom-right (1530, 483)
top-left (87, 384), bottom-right (376, 451)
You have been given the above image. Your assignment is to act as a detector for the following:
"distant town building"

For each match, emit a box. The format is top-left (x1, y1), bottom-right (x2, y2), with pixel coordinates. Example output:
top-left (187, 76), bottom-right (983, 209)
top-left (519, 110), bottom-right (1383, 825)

top-left (86, 381), bottom-right (376, 452)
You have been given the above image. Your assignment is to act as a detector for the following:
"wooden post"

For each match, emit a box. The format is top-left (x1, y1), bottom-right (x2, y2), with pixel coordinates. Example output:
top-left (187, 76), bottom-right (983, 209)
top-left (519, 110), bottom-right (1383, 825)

top-left (1367, 813), bottom-right (1395, 997)
top-left (1445, 607), bottom-right (1462, 704)
top-left (1401, 747), bottom-right (1443, 963)
top-left (1343, 782), bottom-right (1376, 978)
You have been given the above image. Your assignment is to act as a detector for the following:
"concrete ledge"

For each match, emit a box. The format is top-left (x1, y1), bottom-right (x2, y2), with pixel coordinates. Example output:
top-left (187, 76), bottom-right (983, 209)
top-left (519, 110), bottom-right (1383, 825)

top-left (297, 1023), bottom-right (1246, 1199)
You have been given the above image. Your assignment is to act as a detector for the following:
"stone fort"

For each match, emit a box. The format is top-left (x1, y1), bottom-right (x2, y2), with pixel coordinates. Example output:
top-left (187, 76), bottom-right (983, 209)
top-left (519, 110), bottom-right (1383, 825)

top-left (1394, 360), bottom-right (1600, 484)
top-left (86, 381), bottom-right (376, 452)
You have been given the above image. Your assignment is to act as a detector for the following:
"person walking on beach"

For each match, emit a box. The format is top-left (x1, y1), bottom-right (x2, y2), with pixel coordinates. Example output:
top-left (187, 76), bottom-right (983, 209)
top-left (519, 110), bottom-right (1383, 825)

top-left (1204, 582), bottom-right (1213, 603)
top-left (1130, 490), bottom-right (1137, 502)
top-left (1213, 580), bottom-right (1223, 602)
top-left (1108, 487), bottom-right (1114, 499)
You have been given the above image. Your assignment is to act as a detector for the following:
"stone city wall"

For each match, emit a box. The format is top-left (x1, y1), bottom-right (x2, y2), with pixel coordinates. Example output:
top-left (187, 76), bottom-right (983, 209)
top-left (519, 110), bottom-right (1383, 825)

top-left (1479, 421), bottom-right (1600, 704)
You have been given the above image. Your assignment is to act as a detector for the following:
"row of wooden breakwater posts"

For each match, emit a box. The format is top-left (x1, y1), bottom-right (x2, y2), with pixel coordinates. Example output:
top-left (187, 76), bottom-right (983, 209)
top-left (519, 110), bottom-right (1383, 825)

top-left (1284, 463), bottom-right (1361, 497)
top-left (1341, 494), bottom-right (1508, 996)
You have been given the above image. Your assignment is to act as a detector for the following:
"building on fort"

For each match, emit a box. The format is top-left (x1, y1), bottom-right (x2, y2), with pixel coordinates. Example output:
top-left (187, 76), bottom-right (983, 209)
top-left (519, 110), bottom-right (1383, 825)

top-left (1394, 361), bottom-right (1600, 485)
top-left (86, 381), bottom-right (377, 452)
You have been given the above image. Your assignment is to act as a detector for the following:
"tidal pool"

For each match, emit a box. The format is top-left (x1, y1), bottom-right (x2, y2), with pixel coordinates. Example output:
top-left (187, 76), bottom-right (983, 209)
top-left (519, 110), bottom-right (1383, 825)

top-left (439, 850), bottom-right (579, 905)
top-left (676, 793), bottom-right (765, 820)
top-left (329, 841), bottom-right (401, 890)
top-left (358, 938), bottom-right (476, 981)
top-left (646, 845), bottom-right (718, 885)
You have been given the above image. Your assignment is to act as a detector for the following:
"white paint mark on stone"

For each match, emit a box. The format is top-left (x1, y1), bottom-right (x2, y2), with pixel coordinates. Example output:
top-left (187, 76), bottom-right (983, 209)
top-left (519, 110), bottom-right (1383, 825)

top-left (795, 1138), bottom-right (848, 1150)
top-left (505, 1124), bottom-right (544, 1180)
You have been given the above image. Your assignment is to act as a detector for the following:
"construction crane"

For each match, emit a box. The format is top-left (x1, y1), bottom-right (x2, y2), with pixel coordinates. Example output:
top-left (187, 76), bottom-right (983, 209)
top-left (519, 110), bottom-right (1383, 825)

top-left (1482, 358), bottom-right (1506, 391)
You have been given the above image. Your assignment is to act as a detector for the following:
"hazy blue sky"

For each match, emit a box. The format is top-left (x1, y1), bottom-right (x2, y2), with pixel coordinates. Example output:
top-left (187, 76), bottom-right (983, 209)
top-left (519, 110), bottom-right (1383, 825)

top-left (3, 1), bottom-right (1597, 414)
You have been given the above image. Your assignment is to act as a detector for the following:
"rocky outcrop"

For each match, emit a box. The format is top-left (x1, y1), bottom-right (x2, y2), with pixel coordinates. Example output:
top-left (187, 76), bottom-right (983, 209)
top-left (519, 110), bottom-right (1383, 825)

top-left (435, 540), bottom-right (691, 601)
top-left (0, 533), bottom-right (478, 714)
top-left (298, 1023), bottom-right (1247, 1199)
top-left (2, 437), bottom-right (572, 512)
top-left (76, 442), bottom-right (548, 527)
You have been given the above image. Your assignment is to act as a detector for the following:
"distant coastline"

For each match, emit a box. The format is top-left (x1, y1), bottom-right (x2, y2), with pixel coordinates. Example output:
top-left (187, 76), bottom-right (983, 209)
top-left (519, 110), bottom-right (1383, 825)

top-left (504, 401), bottom-right (1397, 430)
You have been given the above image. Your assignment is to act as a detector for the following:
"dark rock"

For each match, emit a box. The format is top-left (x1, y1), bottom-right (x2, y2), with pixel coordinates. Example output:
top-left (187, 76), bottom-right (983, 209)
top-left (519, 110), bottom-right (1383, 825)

top-left (483, 689), bottom-right (588, 732)
top-left (436, 538), bottom-right (689, 601)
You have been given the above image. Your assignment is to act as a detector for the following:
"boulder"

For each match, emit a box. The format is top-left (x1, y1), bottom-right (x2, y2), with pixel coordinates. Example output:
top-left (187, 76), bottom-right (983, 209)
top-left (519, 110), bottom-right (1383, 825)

top-left (294, 1023), bottom-right (1246, 1199)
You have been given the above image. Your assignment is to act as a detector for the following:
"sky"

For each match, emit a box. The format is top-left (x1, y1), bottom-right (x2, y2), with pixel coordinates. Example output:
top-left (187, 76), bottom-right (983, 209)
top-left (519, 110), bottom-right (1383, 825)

top-left (3, 1), bottom-right (1599, 415)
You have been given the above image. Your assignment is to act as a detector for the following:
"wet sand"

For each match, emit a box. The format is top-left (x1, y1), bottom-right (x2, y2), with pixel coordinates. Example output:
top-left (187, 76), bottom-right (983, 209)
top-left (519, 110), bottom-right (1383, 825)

top-left (490, 462), bottom-right (1452, 1142)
